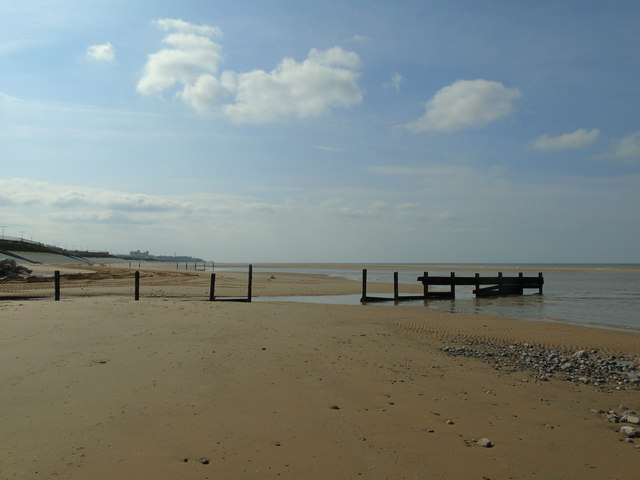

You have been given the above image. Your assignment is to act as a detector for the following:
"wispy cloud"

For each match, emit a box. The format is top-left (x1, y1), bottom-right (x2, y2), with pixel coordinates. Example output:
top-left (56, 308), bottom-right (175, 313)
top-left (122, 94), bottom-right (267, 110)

top-left (405, 79), bottom-right (521, 133)
top-left (87, 42), bottom-right (115, 61)
top-left (383, 72), bottom-right (402, 92)
top-left (530, 128), bottom-right (600, 151)
top-left (137, 18), bottom-right (363, 123)
top-left (606, 130), bottom-right (640, 164)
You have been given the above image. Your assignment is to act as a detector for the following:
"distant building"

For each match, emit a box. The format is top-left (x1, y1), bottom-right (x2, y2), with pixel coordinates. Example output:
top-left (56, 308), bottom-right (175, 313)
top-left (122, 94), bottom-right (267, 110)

top-left (129, 250), bottom-right (151, 259)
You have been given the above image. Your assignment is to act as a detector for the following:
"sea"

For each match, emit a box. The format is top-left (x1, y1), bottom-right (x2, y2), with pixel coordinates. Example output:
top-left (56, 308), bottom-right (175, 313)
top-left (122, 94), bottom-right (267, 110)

top-left (217, 264), bottom-right (640, 332)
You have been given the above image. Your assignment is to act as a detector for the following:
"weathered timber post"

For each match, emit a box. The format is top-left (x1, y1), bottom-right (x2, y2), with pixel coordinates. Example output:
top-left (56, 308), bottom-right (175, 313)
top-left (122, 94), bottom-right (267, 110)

top-left (498, 272), bottom-right (503, 295)
top-left (247, 264), bottom-right (253, 302)
top-left (54, 270), bottom-right (61, 301)
top-left (185, 262), bottom-right (188, 270)
top-left (134, 270), bottom-right (140, 301)
top-left (361, 269), bottom-right (367, 303)
top-left (423, 272), bottom-right (428, 300)
top-left (394, 272), bottom-right (399, 305)
top-left (209, 273), bottom-right (216, 301)
top-left (538, 272), bottom-right (543, 294)
top-left (518, 272), bottom-right (524, 295)
top-left (475, 273), bottom-right (480, 297)
top-left (450, 272), bottom-right (456, 299)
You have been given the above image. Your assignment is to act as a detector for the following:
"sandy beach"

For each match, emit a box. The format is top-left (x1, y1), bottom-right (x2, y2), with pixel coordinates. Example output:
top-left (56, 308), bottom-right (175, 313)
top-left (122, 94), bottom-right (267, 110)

top-left (1, 263), bottom-right (639, 479)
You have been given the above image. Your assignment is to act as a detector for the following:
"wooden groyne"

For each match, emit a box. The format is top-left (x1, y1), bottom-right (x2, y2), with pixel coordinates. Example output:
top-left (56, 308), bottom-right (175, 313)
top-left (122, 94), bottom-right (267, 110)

top-left (360, 269), bottom-right (424, 305)
top-left (361, 269), bottom-right (543, 304)
top-left (418, 271), bottom-right (543, 299)
top-left (208, 264), bottom-right (253, 302)
top-left (51, 265), bottom-right (254, 302)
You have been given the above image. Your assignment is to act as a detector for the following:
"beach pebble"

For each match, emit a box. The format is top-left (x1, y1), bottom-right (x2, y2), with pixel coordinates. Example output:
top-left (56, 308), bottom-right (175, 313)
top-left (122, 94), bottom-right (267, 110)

top-left (625, 415), bottom-right (640, 425)
top-left (477, 438), bottom-right (493, 448)
top-left (620, 426), bottom-right (639, 437)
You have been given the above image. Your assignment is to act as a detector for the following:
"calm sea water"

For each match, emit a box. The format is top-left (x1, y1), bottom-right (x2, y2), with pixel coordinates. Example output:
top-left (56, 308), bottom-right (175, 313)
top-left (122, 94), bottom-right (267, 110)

top-left (218, 264), bottom-right (640, 332)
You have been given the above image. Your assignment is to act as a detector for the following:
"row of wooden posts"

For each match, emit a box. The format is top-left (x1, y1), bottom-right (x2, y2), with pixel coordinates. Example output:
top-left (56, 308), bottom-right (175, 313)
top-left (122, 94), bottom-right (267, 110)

top-left (51, 266), bottom-right (543, 303)
top-left (127, 262), bottom-right (211, 271)
top-left (53, 265), bottom-right (253, 302)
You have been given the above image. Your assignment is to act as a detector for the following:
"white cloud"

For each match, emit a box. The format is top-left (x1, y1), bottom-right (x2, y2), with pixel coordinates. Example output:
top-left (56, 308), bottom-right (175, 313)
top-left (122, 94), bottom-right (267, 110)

top-left (137, 31), bottom-right (223, 95)
top-left (531, 129), bottom-right (600, 151)
top-left (155, 18), bottom-right (222, 37)
top-left (405, 79), bottom-right (521, 133)
top-left (137, 19), bottom-right (363, 122)
top-left (87, 42), bottom-right (114, 61)
top-left (223, 46), bottom-right (362, 123)
top-left (384, 72), bottom-right (402, 92)
top-left (609, 131), bottom-right (640, 163)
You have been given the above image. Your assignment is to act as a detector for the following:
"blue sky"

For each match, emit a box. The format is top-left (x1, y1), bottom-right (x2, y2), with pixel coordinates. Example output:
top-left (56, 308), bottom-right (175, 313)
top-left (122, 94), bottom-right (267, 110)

top-left (1, 0), bottom-right (639, 262)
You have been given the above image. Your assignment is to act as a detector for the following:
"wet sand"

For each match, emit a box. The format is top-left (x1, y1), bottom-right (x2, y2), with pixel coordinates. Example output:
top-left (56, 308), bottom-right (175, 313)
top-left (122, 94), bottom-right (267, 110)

top-left (1, 263), bottom-right (639, 479)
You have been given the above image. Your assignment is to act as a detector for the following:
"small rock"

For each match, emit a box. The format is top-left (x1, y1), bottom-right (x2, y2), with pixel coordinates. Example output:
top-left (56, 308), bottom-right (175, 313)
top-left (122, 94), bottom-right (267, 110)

top-left (330, 405), bottom-right (341, 410)
top-left (445, 419), bottom-right (454, 425)
top-left (620, 426), bottom-right (639, 437)
top-left (477, 438), bottom-right (493, 448)
top-left (573, 350), bottom-right (589, 359)
top-left (625, 415), bottom-right (640, 425)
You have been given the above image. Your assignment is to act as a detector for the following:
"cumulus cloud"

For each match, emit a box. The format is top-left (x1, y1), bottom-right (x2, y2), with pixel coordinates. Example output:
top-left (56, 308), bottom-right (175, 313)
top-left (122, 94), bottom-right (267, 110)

top-left (137, 30), bottom-right (223, 95)
top-left (137, 19), bottom-right (363, 122)
top-left (405, 79), bottom-right (521, 133)
top-left (223, 47), bottom-right (362, 123)
top-left (87, 42), bottom-right (114, 61)
top-left (531, 129), bottom-right (600, 151)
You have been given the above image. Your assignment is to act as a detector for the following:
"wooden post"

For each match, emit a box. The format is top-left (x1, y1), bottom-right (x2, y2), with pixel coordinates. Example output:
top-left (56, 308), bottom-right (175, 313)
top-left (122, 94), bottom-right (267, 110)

top-left (361, 269), bottom-right (367, 303)
top-left (475, 273), bottom-right (480, 297)
top-left (54, 270), bottom-right (60, 301)
top-left (498, 272), bottom-right (503, 295)
top-left (450, 272), bottom-right (455, 299)
top-left (247, 264), bottom-right (253, 302)
top-left (423, 272), bottom-right (428, 300)
top-left (134, 270), bottom-right (140, 301)
top-left (518, 272), bottom-right (523, 295)
top-left (538, 272), bottom-right (543, 294)
top-left (209, 273), bottom-right (216, 301)
top-left (394, 271), bottom-right (399, 305)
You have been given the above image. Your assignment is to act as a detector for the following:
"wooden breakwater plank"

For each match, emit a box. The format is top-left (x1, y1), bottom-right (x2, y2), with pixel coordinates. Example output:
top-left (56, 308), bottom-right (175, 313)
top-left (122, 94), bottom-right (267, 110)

top-left (360, 268), bottom-right (427, 304)
top-left (209, 264), bottom-right (253, 302)
top-left (417, 271), bottom-right (543, 299)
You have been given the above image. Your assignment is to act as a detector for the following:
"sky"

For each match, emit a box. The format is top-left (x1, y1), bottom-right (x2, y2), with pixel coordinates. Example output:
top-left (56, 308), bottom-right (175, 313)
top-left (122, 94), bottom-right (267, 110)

top-left (1, 0), bottom-right (639, 263)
